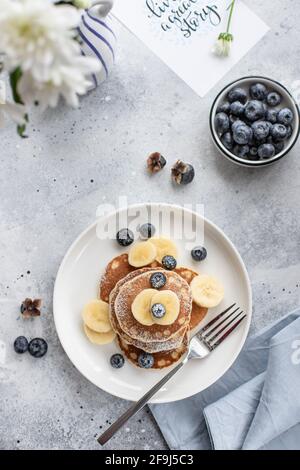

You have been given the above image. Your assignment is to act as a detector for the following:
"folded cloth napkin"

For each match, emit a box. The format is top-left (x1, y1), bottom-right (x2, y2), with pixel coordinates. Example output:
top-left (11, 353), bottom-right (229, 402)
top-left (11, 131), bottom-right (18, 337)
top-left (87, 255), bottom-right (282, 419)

top-left (149, 309), bottom-right (300, 450)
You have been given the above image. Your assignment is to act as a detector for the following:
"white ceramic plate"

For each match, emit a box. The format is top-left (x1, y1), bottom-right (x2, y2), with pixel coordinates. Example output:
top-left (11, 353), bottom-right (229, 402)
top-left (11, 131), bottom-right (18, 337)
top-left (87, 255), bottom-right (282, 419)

top-left (53, 203), bottom-right (252, 403)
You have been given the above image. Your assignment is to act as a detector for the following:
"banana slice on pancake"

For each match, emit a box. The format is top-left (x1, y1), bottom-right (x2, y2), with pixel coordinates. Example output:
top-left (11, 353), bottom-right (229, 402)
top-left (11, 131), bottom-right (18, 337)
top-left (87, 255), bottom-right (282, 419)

top-left (131, 288), bottom-right (157, 326)
top-left (128, 241), bottom-right (157, 268)
top-left (83, 324), bottom-right (116, 344)
top-left (150, 290), bottom-right (180, 325)
top-left (82, 299), bottom-right (111, 333)
top-left (150, 237), bottom-right (178, 263)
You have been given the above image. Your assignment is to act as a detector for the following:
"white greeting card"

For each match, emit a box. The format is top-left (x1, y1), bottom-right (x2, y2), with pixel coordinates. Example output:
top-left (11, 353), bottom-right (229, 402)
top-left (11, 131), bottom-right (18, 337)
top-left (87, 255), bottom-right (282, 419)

top-left (112, 0), bottom-right (269, 97)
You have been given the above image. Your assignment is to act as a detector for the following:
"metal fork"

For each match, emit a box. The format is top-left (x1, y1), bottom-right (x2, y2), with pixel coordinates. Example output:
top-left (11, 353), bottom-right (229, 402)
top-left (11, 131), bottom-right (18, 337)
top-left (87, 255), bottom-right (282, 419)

top-left (98, 303), bottom-right (246, 445)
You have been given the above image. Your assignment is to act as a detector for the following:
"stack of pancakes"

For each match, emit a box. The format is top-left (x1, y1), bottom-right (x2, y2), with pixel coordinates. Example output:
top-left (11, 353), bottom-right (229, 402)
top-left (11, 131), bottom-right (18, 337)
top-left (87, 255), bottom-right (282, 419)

top-left (100, 254), bottom-right (208, 369)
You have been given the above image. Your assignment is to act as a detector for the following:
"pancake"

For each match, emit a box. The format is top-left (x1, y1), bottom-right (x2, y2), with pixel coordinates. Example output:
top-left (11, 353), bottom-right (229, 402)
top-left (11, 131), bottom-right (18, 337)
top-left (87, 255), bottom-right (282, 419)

top-left (109, 267), bottom-right (187, 353)
top-left (117, 334), bottom-right (188, 369)
top-left (100, 253), bottom-right (160, 302)
top-left (114, 269), bottom-right (192, 343)
top-left (175, 267), bottom-right (208, 331)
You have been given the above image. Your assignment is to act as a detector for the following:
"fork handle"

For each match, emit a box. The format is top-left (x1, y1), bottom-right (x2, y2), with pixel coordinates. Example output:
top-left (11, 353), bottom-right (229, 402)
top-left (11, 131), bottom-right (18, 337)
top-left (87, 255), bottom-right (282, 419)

top-left (97, 360), bottom-right (187, 445)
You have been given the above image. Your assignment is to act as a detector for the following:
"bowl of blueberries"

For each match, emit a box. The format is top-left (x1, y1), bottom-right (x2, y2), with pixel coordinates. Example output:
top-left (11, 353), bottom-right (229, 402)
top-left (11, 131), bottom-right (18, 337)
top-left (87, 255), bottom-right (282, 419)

top-left (210, 76), bottom-right (300, 167)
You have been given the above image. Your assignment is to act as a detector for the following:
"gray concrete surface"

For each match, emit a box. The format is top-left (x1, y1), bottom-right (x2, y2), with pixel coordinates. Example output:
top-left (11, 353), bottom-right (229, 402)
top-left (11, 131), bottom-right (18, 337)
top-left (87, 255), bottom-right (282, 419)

top-left (0, 0), bottom-right (299, 450)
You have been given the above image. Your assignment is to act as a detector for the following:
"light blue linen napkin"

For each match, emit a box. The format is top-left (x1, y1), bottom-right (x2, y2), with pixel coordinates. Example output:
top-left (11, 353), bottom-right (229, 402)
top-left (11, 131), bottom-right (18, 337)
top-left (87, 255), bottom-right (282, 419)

top-left (149, 309), bottom-right (300, 450)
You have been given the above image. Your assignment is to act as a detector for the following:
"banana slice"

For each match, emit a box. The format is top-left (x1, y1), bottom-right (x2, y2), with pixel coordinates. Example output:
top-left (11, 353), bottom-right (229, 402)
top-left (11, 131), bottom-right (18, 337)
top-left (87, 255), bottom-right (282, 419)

top-left (150, 237), bottom-right (178, 263)
top-left (83, 324), bottom-right (116, 345)
top-left (131, 288), bottom-right (157, 326)
top-left (191, 274), bottom-right (224, 308)
top-left (150, 290), bottom-right (180, 325)
top-left (128, 241), bottom-right (157, 268)
top-left (82, 299), bottom-right (111, 333)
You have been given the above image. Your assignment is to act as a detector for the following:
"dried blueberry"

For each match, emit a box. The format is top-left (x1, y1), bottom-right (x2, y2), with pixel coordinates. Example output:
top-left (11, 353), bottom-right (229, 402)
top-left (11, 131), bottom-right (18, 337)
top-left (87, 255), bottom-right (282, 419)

top-left (214, 112), bottom-right (230, 135)
top-left (232, 123), bottom-right (253, 145)
top-left (258, 144), bottom-right (275, 159)
top-left (221, 131), bottom-right (233, 150)
top-left (150, 272), bottom-right (167, 289)
top-left (138, 223), bottom-right (155, 240)
top-left (267, 92), bottom-right (281, 107)
top-left (266, 109), bottom-right (278, 124)
top-left (14, 336), bottom-right (28, 354)
top-left (191, 246), bottom-right (207, 262)
top-left (147, 152), bottom-right (166, 173)
top-left (138, 352), bottom-right (154, 369)
top-left (233, 145), bottom-right (250, 159)
top-left (252, 121), bottom-right (270, 141)
top-left (217, 101), bottom-right (231, 114)
top-left (151, 303), bottom-right (166, 319)
top-left (171, 160), bottom-right (195, 185)
top-left (162, 255), bottom-right (177, 270)
top-left (245, 100), bottom-right (266, 122)
top-left (277, 108), bottom-right (294, 126)
top-left (116, 228), bottom-right (134, 247)
top-left (227, 87), bottom-right (248, 104)
top-left (110, 354), bottom-right (125, 369)
top-left (250, 83), bottom-right (268, 101)
top-left (271, 123), bottom-right (288, 142)
top-left (230, 101), bottom-right (245, 117)
top-left (28, 338), bottom-right (48, 358)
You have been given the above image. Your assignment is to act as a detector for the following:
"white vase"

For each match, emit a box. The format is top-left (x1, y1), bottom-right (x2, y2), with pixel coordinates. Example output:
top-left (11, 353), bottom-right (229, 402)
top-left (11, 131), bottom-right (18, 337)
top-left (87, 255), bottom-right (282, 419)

top-left (78, 0), bottom-right (116, 89)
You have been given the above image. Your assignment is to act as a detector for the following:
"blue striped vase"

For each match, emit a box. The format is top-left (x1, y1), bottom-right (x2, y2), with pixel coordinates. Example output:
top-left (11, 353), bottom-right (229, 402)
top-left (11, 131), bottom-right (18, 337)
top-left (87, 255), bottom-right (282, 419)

top-left (79, 0), bottom-right (116, 90)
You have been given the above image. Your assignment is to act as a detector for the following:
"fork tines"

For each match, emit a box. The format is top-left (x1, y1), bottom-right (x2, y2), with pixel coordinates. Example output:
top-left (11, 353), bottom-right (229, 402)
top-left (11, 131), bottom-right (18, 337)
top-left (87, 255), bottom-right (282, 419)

top-left (197, 304), bottom-right (246, 350)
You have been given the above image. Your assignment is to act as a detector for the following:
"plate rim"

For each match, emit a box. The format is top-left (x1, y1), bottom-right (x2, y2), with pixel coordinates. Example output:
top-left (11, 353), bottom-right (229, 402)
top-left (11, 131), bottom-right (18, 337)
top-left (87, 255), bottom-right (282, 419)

top-left (53, 202), bottom-right (252, 403)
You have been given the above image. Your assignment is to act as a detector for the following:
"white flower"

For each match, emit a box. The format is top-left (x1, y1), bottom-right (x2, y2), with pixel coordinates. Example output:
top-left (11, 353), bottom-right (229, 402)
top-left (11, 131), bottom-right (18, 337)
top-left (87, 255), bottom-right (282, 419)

top-left (0, 91), bottom-right (26, 127)
top-left (19, 55), bottom-right (99, 109)
top-left (213, 33), bottom-right (234, 57)
top-left (0, 0), bottom-right (81, 80)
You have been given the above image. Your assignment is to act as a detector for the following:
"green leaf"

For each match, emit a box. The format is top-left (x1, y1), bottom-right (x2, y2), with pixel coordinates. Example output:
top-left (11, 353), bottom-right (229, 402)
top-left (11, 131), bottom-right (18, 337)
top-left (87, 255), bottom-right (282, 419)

top-left (9, 67), bottom-right (23, 104)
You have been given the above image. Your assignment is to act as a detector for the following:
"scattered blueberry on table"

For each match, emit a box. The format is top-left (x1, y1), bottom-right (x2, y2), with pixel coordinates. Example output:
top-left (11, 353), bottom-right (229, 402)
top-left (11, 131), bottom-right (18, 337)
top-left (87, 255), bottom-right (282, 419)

top-left (171, 160), bottom-right (195, 185)
top-left (28, 338), bottom-right (48, 358)
top-left (14, 336), bottom-right (29, 354)
top-left (215, 82), bottom-right (295, 161)
top-left (116, 228), bottom-right (134, 247)
top-left (150, 272), bottom-right (167, 289)
top-left (138, 352), bottom-right (154, 369)
top-left (162, 255), bottom-right (177, 270)
top-left (110, 353), bottom-right (125, 369)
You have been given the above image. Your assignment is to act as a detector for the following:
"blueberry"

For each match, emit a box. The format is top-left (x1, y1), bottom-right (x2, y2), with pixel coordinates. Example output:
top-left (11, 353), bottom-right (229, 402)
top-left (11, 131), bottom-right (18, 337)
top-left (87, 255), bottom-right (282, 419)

top-left (221, 131), bottom-right (233, 150)
top-left (286, 125), bottom-right (293, 139)
top-left (248, 147), bottom-right (259, 160)
top-left (230, 101), bottom-right (245, 117)
top-left (110, 353), bottom-right (125, 369)
top-left (245, 100), bottom-right (266, 122)
top-left (28, 338), bottom-right (48, 358)
top-left (150, 272), bottom-right (167, 289)
top-left (151, 303), bottom-right (166, 319)
top-left (271, 123), bottom-right (288, 141)
top-left (232, 123), bottom-right (253, 145)
top-left (227, 87), bottom-right (248, 104)
top-left (266, 109), bottom-right (278, 124)
top-left (273, 141), bottom-right (285, 154)
top-left (138, 223), bottom-right (155, 240)
top-left (180, 164), bottom-right (195, 185)
top-left (116, 228), bottom-right (134, 247)
top-left (267, 92), bottom-right (281, 107)
top-left (250, 83), bottom-right (268, 101)
top-left (138, 352), bottom-right (154, 369)
top-left (251, 121), bottom-right (270, 141)
top-left (162, 255), bottom-right (177, 270)
top-left (14, 336), bottom-right (28, 354)
top-left (277, 108), bottom-right (294, 126)
top-left (171, 161), bottom-right (195, 185)
top-left (258, 144), bottom-right (275, 159)
top-left (217, 101), bottom-right (231, 114)
top-left (214, 112), bottom-right (230, 135)
top-left (233, 145), bottom-right (250, 159)
top-left (191, 246), bottom-right (207, 262)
